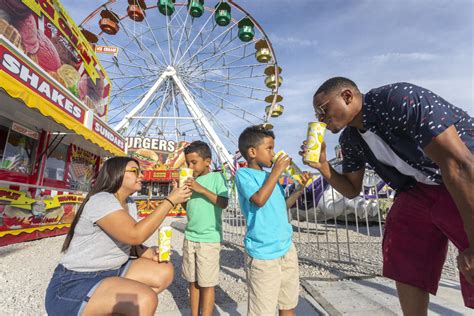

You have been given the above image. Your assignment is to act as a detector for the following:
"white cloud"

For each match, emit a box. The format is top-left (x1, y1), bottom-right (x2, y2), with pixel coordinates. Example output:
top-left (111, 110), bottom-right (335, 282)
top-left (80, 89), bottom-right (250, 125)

top-left (370, 52), bottom-right (438, 65)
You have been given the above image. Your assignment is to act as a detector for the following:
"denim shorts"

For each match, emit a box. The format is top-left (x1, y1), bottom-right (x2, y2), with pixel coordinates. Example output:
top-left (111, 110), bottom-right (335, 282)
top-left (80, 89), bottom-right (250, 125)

top-left (45, 260), bottom-right (132, 316)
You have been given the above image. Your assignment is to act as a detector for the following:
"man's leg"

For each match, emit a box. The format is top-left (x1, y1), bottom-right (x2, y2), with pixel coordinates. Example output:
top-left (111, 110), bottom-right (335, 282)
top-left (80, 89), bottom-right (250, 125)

top-left (200, 286), bottom-right (215, 316)
top-left (382, 184), bottom-right (449, 314)
top-left (189, 282), bottom-right (200, 316)
top-left (396, 281), bottom-right (429, 316)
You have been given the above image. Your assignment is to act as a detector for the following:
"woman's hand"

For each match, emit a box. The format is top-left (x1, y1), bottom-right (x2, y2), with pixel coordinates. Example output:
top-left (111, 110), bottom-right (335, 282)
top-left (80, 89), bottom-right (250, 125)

top-left (168, 184), bottom-right (192, 205)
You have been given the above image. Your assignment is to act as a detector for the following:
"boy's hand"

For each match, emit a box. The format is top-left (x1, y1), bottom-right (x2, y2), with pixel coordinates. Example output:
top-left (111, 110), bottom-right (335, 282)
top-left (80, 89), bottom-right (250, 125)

top-left (185, 177), bottom-right (205, 194)
top-left (271, 153), bottom-right (290, 176)
top-left (296, 172), bottom-right (312, 191)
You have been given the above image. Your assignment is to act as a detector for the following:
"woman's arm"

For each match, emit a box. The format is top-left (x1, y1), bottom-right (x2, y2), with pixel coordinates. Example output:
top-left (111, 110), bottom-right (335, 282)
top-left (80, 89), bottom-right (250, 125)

top-left (97, 186), bottom-right (191, 245)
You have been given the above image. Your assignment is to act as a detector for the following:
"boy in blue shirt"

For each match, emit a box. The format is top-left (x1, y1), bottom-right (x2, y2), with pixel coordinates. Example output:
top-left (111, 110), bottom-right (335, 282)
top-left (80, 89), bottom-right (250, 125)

top-left (235, 126), bottom-right (310, 316)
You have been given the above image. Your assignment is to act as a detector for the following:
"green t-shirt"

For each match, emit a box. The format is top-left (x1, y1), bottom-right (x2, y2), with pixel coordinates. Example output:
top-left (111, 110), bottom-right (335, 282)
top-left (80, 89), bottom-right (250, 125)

top-left (185, 172), bottom-right (228, 242)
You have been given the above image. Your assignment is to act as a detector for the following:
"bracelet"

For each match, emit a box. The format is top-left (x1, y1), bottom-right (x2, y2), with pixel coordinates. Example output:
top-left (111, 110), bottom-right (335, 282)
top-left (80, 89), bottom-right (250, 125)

top-left (163, 197), bottom-right (175, 208)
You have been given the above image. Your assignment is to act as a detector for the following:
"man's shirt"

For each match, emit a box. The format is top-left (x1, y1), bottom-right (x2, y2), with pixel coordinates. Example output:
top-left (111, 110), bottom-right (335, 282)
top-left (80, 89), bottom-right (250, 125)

top-left (340, 82), bottom-right (473, 191)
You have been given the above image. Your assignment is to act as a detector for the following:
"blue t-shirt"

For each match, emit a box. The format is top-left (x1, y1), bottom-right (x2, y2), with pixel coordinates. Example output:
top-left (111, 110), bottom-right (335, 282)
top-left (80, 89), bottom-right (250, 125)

top-left (235, 168), bottom-right (292, 260)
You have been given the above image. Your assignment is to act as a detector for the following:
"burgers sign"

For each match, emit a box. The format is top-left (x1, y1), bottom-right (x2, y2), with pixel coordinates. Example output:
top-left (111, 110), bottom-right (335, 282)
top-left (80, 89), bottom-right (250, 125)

top-left (126, 137), bottom-right (188, 170)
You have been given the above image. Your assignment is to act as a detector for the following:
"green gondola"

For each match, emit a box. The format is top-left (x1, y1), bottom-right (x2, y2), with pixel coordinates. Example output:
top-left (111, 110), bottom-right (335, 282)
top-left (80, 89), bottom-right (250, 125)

top-left (238, 17), bottom-right (254, 42)
top-left (158, 0), bottom-right (175, 16)
top-left (214, 2), bottom-right (231, 26)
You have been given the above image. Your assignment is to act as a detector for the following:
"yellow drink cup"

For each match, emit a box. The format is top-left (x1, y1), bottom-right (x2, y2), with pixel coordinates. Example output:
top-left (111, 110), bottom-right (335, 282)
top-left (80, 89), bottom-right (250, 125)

top-left (179, 168), bottom-right (194, 187)
top-left (305, 122), bottom-right (326, 163)
top-left (158, 226), bottom-right (172, 262)
top-left (273, 150), bottom-right (310, 186)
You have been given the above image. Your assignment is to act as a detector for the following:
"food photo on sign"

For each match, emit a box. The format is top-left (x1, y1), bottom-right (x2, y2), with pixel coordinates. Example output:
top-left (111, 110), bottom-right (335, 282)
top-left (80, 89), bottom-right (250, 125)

top-left (0, 0), bottom-right (110, 118)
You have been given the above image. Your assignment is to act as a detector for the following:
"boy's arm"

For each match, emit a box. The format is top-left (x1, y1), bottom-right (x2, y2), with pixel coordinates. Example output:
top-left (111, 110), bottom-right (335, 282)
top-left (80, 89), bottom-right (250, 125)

top-left (250, 155), bottom-right (289, 207)
top-left (285, 172), bottom-right (311, 209)
top-left (185, 178), bottom-right (229, 209)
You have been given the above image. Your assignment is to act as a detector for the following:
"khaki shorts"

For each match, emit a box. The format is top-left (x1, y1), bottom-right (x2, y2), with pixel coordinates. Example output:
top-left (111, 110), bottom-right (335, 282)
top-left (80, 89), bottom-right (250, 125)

top-left (246, 243), bottom-right (299, 316)
top-left (182, 239), bottom-right (221, 287)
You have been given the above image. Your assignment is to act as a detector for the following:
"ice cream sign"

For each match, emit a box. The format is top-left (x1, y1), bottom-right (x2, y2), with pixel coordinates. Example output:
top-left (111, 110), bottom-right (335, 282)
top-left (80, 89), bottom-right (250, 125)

top-left (0, 43), bottom-right (86, 122)
top-left (92, 117), bottom-right (126, 152)
top-left (0, 0), bottom-right (111, 119)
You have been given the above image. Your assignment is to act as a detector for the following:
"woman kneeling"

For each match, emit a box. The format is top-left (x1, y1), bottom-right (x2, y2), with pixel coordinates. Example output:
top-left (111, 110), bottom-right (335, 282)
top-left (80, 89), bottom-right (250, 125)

top-left (45, 157), bottom-right (191, 315)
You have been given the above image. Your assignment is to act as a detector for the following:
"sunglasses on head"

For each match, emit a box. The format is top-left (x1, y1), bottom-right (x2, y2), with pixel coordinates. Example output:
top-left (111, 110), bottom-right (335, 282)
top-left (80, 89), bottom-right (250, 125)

top-left (125, 167), bottom-right (143, 176)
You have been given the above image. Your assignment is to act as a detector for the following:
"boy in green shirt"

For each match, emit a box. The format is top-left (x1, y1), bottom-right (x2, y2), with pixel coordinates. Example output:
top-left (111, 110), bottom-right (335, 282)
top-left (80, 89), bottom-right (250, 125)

top-left (182, 141), bottom-right (229, 316)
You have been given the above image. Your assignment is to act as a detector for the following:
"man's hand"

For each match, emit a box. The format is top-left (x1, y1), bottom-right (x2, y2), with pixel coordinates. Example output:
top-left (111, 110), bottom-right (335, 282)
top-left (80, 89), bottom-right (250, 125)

top-left (185, 177), bottom-right (205, 194)
top-left (458, 248), bottom-right (474, 284)
top-left (271, 153), bottom-right (290, 176)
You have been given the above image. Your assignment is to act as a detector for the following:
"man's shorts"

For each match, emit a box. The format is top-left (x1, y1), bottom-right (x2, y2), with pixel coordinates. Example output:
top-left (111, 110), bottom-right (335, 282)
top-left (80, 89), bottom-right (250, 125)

top-left (246, 243), bottom-right (299, 316)
top-left (383, 182), bottom-right (474, 308)
top-left (182, 239), bottom-right (221, 287)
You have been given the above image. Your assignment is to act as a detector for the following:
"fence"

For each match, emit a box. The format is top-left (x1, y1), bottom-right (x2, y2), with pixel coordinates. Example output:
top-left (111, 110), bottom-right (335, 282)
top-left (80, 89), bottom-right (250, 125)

top-left (222, 173), bottom-right (459, 280)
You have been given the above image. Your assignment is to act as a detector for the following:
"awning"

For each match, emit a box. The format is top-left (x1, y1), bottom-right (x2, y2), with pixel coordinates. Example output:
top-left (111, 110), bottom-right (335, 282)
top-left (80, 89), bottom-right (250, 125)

top-left (0, 37), bottom-right (125, 156)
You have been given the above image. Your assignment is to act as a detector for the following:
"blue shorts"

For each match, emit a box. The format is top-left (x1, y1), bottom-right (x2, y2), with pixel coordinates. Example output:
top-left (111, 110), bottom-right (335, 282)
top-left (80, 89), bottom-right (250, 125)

top-left (45, 260), bottom-right (132, 316)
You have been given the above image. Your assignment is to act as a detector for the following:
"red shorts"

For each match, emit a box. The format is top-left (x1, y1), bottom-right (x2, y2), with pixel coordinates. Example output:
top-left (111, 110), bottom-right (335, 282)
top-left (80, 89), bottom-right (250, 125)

top-left (383, 183), bottom-right (474, 308)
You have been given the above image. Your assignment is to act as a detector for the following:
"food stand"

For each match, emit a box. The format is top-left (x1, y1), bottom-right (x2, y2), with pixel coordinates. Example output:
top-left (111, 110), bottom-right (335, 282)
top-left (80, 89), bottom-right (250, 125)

top-left (0, 0), bottom-right (125, 246)
top-left (126, 137), bottom-right (188, 217)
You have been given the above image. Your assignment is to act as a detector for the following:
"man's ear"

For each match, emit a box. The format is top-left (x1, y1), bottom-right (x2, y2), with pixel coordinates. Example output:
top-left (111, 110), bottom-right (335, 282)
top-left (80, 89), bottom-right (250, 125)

top-left (205, 157), bottom-right (212, 166)
top-left (341, 89), bottom-right (353, 105)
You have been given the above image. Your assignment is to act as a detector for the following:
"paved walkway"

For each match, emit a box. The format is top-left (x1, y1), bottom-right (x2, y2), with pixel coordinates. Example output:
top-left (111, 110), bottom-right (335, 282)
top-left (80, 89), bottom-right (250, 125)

top-left (302, 277), bottom-right (470, 315)
top-left (158, 295), bottom-right (325, 315)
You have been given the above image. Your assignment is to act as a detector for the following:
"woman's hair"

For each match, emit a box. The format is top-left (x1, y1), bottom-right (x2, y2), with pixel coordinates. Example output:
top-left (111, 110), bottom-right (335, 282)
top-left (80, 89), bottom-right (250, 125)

top-left (61, 156), bottom-right (139, 252)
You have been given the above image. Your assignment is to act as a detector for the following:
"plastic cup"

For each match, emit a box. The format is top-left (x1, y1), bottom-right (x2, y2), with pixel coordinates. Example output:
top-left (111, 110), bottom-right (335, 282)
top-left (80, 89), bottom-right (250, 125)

top-left (305, 122), bottom-right (326, 163)
top-left (158, 226), bottom-right (172, 262)
top-left (178, 168), bottom-right (193, 187)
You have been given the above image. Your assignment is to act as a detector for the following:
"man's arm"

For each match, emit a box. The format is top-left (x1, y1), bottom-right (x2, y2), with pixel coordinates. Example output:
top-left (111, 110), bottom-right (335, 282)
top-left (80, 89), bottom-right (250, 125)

top-left (301, 141), bottom-right (365, 199)
top-left (423, 125), bottom-right (474, 245)
top-left (424, 125), bottom-right (474, 284)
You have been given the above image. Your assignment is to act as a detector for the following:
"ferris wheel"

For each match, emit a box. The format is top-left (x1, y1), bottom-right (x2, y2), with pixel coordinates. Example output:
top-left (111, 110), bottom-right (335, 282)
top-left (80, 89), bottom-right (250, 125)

top-left (79, 0), bottom-right (284, 167)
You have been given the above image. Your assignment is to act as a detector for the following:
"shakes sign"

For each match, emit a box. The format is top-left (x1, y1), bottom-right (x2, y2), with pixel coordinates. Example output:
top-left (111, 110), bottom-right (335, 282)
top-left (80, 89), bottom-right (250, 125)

top-left (126, 137), bottom-right (189, 170)
top-left (0, 0), bottom-right (110, 118)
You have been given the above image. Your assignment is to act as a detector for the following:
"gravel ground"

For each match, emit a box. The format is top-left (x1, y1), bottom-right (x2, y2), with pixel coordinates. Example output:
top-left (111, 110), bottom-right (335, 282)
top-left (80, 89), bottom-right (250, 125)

top-left (0, 217), bottom-right (249, 315)
top-left (0, 216), bottom-right (459, 315)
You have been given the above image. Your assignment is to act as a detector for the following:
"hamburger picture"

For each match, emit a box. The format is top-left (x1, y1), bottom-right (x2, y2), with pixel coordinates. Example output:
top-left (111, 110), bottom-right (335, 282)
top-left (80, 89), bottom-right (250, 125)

top-left (132, 148), bottom-right (159, 170)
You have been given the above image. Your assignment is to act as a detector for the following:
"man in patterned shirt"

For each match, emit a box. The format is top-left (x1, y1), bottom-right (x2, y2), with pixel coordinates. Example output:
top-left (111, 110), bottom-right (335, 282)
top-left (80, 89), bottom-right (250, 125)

top-left (300, 77), bottom-right (473, 313)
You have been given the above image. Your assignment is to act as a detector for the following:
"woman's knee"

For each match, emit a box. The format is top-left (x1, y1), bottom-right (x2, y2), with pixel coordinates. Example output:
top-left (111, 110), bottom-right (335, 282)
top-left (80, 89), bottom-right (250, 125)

top-left (137, 287), bottom-right (159, 313)
top-left (155, 262), bottom-right (174, 291)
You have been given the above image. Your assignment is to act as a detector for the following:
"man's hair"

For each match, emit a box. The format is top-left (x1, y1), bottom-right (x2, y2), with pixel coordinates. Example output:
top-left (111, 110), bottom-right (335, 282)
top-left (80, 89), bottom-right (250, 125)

top-left (314, 77), bottom-right (359, 97)
top-left (238, 125), bottom-right (275, 161)
top-left (184, 140), bottom-right (212, 159)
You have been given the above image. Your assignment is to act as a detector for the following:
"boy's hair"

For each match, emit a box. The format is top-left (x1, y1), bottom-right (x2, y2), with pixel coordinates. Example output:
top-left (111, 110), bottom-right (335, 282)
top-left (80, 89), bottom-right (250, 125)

top-left (238, 125), bottom-right (275, 161)
top-left (184, 140), bottom-right (212, 159)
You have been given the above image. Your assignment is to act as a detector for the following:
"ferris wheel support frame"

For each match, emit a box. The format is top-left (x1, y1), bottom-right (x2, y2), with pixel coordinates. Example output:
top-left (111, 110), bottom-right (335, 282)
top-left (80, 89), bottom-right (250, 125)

top-left (114, 68), bottom-right (170, 132)
top-left (114, 65), bottom-right (234, 169)
top-left (171, 70), bottom-right (234, 169)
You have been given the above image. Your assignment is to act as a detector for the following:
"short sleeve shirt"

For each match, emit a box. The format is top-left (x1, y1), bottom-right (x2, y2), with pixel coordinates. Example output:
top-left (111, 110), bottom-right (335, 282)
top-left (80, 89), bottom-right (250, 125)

top-left (185, 172), bottom-right (228, 243)
top-left (235, 168), bottom-right (292, 260)
top-left (60, 192), bottom-right (138, 272)
top-left (340, 82), bottom-right (473, 189)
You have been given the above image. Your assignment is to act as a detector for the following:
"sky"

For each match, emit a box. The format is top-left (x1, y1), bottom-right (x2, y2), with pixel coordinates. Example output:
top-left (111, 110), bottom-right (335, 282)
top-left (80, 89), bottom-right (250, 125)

top-left (62, 0), bottom-right (473, 167)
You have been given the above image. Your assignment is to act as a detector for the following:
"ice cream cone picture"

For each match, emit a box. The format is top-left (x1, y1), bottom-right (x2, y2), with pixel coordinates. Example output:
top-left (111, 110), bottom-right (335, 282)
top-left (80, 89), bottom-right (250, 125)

top-left (305, 122), bottom-right (326, 163)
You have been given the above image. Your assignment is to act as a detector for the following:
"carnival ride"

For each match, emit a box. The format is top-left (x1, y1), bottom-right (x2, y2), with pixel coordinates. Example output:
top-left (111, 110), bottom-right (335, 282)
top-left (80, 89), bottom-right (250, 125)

top-left (79, 0), bottom-right (284, 169)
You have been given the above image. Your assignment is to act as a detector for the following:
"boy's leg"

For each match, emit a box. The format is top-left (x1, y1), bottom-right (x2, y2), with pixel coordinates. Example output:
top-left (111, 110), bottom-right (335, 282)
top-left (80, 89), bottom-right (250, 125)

top-left (199, 286), bottom-right (215, 316)
top-left (189, 282), bottom-right (200, 316)
top-left (278, 243), bottom-right (299, 315)
top-left (382, 184), bottom-right (449, 313)
top-left (246, 253), bottom-right (281, 316)
top-left (182, 240), bottom-right (199, 315)
top-left (195, 242), bottom-right (221, 316)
